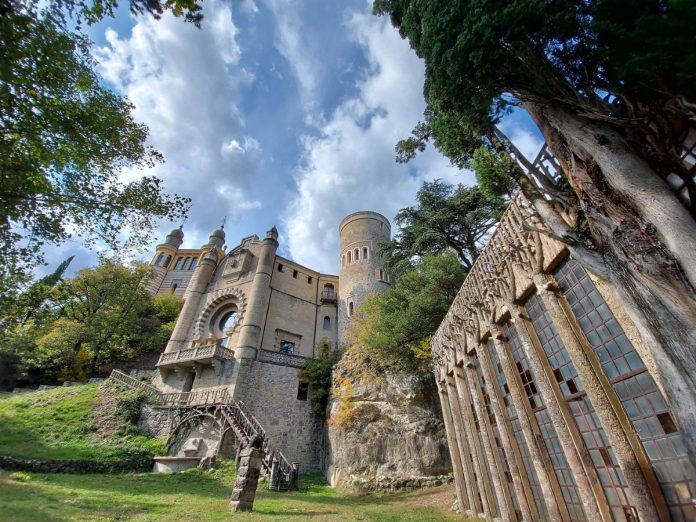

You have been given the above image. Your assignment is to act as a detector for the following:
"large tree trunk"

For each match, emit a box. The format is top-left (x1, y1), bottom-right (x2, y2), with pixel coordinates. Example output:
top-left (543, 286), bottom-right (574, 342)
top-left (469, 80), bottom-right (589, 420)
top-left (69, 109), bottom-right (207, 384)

top-left (522, 101), bottom-right (696, 471)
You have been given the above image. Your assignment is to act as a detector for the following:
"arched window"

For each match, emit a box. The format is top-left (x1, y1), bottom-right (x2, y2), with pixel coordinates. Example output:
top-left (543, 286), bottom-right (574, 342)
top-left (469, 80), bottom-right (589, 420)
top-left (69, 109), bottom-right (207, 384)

top-left (354, 248), bottom-right (359, 261)
top-left (362, 247), bottom-right (368, 260)
top-left (347, 251), bottom-right (352, 263)
top-left (182, 257), bottom-right (191, 270)
top-left (348, 302), bottom-right (354, 316)
top-left (154, 253), bottom-right (164, 266)
top-left (323, 283), bottom-right (335, 299)
top-left (219, 310), bottom-right (238, 333)
top-left (189, 258), bottom-right (198, 271)
top-left (323, 316), bottom-right (331, 330)
top-left (173, 257), bottom-right (183, 270)
top-left (163, 255), bottom-right (172, 268)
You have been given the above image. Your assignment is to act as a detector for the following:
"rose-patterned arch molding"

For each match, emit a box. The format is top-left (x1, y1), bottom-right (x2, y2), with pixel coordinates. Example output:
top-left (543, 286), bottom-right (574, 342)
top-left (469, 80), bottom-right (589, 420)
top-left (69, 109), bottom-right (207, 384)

top-left (193, 287), bottom-right (248, 339)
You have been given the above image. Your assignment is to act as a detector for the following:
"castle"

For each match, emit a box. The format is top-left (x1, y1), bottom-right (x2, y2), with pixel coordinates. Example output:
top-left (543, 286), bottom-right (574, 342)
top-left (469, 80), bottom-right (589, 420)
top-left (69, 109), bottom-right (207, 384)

top-left (146, 211), bottom-right (392, 473)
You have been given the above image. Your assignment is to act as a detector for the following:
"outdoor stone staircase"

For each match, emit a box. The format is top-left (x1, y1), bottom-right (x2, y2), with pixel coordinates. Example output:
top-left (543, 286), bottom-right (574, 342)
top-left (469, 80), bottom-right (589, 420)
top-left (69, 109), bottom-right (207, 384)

top-left (109, 370), bottom-right (298, 490)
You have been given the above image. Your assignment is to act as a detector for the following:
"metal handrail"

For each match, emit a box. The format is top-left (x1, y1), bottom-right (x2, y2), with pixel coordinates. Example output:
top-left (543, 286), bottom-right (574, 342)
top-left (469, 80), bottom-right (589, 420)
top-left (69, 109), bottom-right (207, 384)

top-left (109, 370), bottom-right (159, 397)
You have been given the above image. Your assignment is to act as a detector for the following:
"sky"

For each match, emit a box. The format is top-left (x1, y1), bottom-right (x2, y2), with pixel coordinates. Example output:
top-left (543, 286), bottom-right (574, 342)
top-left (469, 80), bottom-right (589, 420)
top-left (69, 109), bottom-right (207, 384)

top-left (43, 0), bottom-right (544, 277)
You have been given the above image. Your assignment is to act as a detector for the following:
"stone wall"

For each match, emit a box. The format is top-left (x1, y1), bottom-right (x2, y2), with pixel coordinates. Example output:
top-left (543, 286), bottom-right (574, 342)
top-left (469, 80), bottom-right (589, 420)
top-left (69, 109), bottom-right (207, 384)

top-left (233, 359), bottom-right (324, 473)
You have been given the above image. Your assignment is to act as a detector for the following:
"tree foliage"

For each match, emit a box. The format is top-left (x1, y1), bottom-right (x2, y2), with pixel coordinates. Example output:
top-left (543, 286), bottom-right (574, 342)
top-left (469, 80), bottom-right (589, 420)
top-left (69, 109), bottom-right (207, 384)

top-left (0, 0), bottom-right (192, 277)
top-left (0, 259), bottom-right (179, 384)
top-left (347, 252), bottom-right (466, 376)
top-left (299, 339), bottom-right (337, 418)
top-left (379, 180), bottom-right (505, 275)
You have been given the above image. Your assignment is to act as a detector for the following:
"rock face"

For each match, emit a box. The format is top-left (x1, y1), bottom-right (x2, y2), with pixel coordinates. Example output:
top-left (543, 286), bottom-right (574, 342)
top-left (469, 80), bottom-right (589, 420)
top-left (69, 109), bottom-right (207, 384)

top-left (326, 361), bottom-right (451, 488)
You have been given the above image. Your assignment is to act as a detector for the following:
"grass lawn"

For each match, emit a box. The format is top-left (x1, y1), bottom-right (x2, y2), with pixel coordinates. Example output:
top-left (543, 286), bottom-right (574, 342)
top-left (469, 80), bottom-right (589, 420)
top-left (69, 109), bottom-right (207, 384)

top-left (0, 383), bottom-right (164, 462)
top-left (0, 467), bottom-right (464, 521)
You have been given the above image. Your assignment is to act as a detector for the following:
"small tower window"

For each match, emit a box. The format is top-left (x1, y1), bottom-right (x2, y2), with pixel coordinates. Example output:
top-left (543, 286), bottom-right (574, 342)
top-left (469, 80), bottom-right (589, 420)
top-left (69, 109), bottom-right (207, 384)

top-left (189, 258), bottom-right (197, 271)
top-left (362, 247), bottom-right (368, 260)
top-left (354, 248), bottom-right (359, 260)
top-left (307, 276), bottom-right (313, 284)
top-left (278, 263), bottom-right (284, 272)
top-left (347, 251), bottom-right (352, 263)
top-left (348, 302), bottom-right (354, 316)
top-left (154, 253), bottom-right (164, 266)
top-left (323, 316), bottom-right (331, 330)
top-left (293, 269), bottom-right (298, 278)
top-left (173, 257), bottom-right (183, 270)
top-left (297, 382), bottom-right (309, 401)
top-left (163, 255), bottom-right (172, 268)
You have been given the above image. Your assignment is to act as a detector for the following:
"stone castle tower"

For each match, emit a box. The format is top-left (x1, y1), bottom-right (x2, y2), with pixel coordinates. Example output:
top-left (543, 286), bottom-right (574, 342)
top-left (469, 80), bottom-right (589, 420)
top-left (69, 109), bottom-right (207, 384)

top-left (145, 210), bottom-right (392, 474)
top-left (337, 211), bottom-right (392, 346)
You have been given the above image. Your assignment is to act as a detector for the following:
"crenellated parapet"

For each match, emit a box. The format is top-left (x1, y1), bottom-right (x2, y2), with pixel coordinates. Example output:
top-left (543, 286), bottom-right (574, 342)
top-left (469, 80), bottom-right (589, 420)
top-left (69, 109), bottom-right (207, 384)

top-left (432, 193), bottom-right (695, 521)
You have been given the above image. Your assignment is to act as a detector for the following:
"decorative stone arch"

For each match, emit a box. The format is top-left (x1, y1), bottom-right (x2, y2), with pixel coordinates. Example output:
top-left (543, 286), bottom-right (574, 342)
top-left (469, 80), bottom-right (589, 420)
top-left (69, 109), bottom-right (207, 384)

top-left (193, 287), bottom-right (248, 339)
top-left (166, 409), bottom-right (224, 453)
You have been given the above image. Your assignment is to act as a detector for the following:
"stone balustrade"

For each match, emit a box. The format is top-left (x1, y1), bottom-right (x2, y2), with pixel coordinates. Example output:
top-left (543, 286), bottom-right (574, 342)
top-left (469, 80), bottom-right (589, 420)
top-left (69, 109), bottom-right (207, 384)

top-left (257, 349), bottom-right (308, 369)
top-left (156, 344), bottom-right (235, 369)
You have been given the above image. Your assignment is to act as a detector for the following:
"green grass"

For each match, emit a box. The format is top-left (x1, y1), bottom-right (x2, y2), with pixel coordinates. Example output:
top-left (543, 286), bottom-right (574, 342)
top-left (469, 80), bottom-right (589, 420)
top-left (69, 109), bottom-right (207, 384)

top-left (0, 465), bottom-right (464, 521)
top-left (0, 383), bottom-right (164, 462)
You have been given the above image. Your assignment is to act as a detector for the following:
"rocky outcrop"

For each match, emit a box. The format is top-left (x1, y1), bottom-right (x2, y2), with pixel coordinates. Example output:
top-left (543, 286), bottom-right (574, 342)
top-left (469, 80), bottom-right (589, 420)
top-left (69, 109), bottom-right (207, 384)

top-left (326, 357), bottom-right (451, 488)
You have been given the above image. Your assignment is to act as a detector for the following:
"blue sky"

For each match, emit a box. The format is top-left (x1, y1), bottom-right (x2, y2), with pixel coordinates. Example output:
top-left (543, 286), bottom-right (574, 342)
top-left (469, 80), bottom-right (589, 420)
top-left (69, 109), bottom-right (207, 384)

top-left (44, 0), bottom-right (544, 276)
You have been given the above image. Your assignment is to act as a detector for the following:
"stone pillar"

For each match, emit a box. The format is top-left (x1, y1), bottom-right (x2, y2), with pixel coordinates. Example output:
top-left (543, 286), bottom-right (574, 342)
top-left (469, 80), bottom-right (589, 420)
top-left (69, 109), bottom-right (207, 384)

top-left (235, 227), bottom-right (278, 360)
top-left (444, 374), bottom-right (480, 514)
top-left (165, 250), bottom-right (218, 353)
top-left (453, 365), bottom-right (494, 516)
top-left (477, 339), bottom-right (535, 522)
top-left (537, 279), bottom-right (664, 521)
top-left (491, 328), bottom-right (565, 522)
top-left (229, 437), bottom-right (264, 512)
top-left (437, 381), bottom-right (469, 514)
top-left (464, 355), bottom-right (512, 521)
top-left (515, 308), bottom-right (606, 521)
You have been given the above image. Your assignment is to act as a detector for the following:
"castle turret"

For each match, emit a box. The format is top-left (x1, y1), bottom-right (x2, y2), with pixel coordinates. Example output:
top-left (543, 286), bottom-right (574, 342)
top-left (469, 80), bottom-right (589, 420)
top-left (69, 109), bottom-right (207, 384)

top-left (337, 211), bottom-right (392, 346)
top-left (235, 225), bottom-right (279, 360)
top-left (163, 227), bottom-right (225, 353)
top-left (147, 226), bottom-right (184, 293)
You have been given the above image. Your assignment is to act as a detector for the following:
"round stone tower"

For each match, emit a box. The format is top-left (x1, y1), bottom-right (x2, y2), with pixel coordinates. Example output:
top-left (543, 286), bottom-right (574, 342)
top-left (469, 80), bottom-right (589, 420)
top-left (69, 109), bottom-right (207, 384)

top-left (338, 211), bottom-right (392, 347)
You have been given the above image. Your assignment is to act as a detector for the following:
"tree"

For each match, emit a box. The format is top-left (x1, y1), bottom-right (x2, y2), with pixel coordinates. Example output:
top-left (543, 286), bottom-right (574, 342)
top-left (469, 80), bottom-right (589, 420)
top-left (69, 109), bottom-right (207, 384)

top-left (379, 181), bottom-right (505, 276)
top-left (0, 0), bottom-right (192, 277)
top-left (374, 0), bottom-right (696, 458)
top-left (348, 252), bottom-right (467, 376)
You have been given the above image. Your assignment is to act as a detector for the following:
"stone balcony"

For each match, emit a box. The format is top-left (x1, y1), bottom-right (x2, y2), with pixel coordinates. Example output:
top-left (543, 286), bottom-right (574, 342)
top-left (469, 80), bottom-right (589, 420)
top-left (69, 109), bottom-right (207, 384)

top-left (156, 343), bottom-right (235, 370)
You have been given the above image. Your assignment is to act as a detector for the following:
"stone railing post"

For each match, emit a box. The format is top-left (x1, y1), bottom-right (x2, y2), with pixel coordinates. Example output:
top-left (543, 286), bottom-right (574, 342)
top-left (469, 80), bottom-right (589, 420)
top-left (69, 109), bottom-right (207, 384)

top-left (229, 437), bottom-right (264, 512)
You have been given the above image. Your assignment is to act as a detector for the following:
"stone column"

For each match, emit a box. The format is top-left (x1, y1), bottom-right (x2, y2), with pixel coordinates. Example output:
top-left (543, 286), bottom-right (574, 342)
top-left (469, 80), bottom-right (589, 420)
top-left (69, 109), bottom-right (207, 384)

top-left (229, 437), bottom-right (264, 512)
top-left (235, 227), bottom-right (278, 360)
top-left (437, 380), bottom-right (469, 514)
top-left (477, 339), bottom-right (535, 522)
top-left (464, 355), bottom-right (512, 521)
top-left (445, 373), bottom-right (480, 514)
top-left (491, 328), bottom-right (565, 522)
top-left (453, 365), bottom-right (494, 516)
top-left (537, 278), bottom-right (664, 521)
top-left (515, 308), bottom-right (606, 521)
top-left (165, 250), bottom-right (217, 353)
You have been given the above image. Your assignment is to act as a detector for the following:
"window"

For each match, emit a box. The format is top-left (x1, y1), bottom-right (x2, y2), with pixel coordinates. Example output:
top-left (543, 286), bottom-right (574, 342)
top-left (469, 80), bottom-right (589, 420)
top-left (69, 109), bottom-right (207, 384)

top-left (307, 276), bottom-right (312, 284)
top-left (347, 251), bottom-right (351, 263)
top-left (297, 382), bottom-right (309, 401)
top-left (279, 340), bottom-right (295, 354)
top-left (182, 257), bottom-right (191, 270)
top-left (348, 302), bottom-right (354, 316)
top-left (323, 316), bottom-right (331, 330)
top-left (323, 283), bottom-right (335, 299)
top-left (377, 268), bottom-right (383, 280)
top-left (154, 253), bottom-right (164, 266)
top-left (170, 283), bottom-right (178, 293)
top-left (163, 255), bottom-right (172, 268)
top-left (293, 269), bottom-right (298, 278)
top-left (362, 247), bottom-right (368, 260)
top-left (219, 310), bottom-right (238, 333)
top-left (354, 248), bottom-right (359, 260)
top-left (278, 263), bottom-right (284, 272)
top-left (173, 257), bottom-right (183, 270)
top-left (189, 258), bottom-right (197, 271)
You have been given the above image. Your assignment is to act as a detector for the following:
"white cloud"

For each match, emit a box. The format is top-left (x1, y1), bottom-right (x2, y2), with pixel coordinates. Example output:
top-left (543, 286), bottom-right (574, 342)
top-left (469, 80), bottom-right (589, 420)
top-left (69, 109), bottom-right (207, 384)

top-left (241, 0), bottom-right (260, 15)
top-left (281, 9), bottom-right (468, 274)
top-left (93, 0), bottom-right (260, 250)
